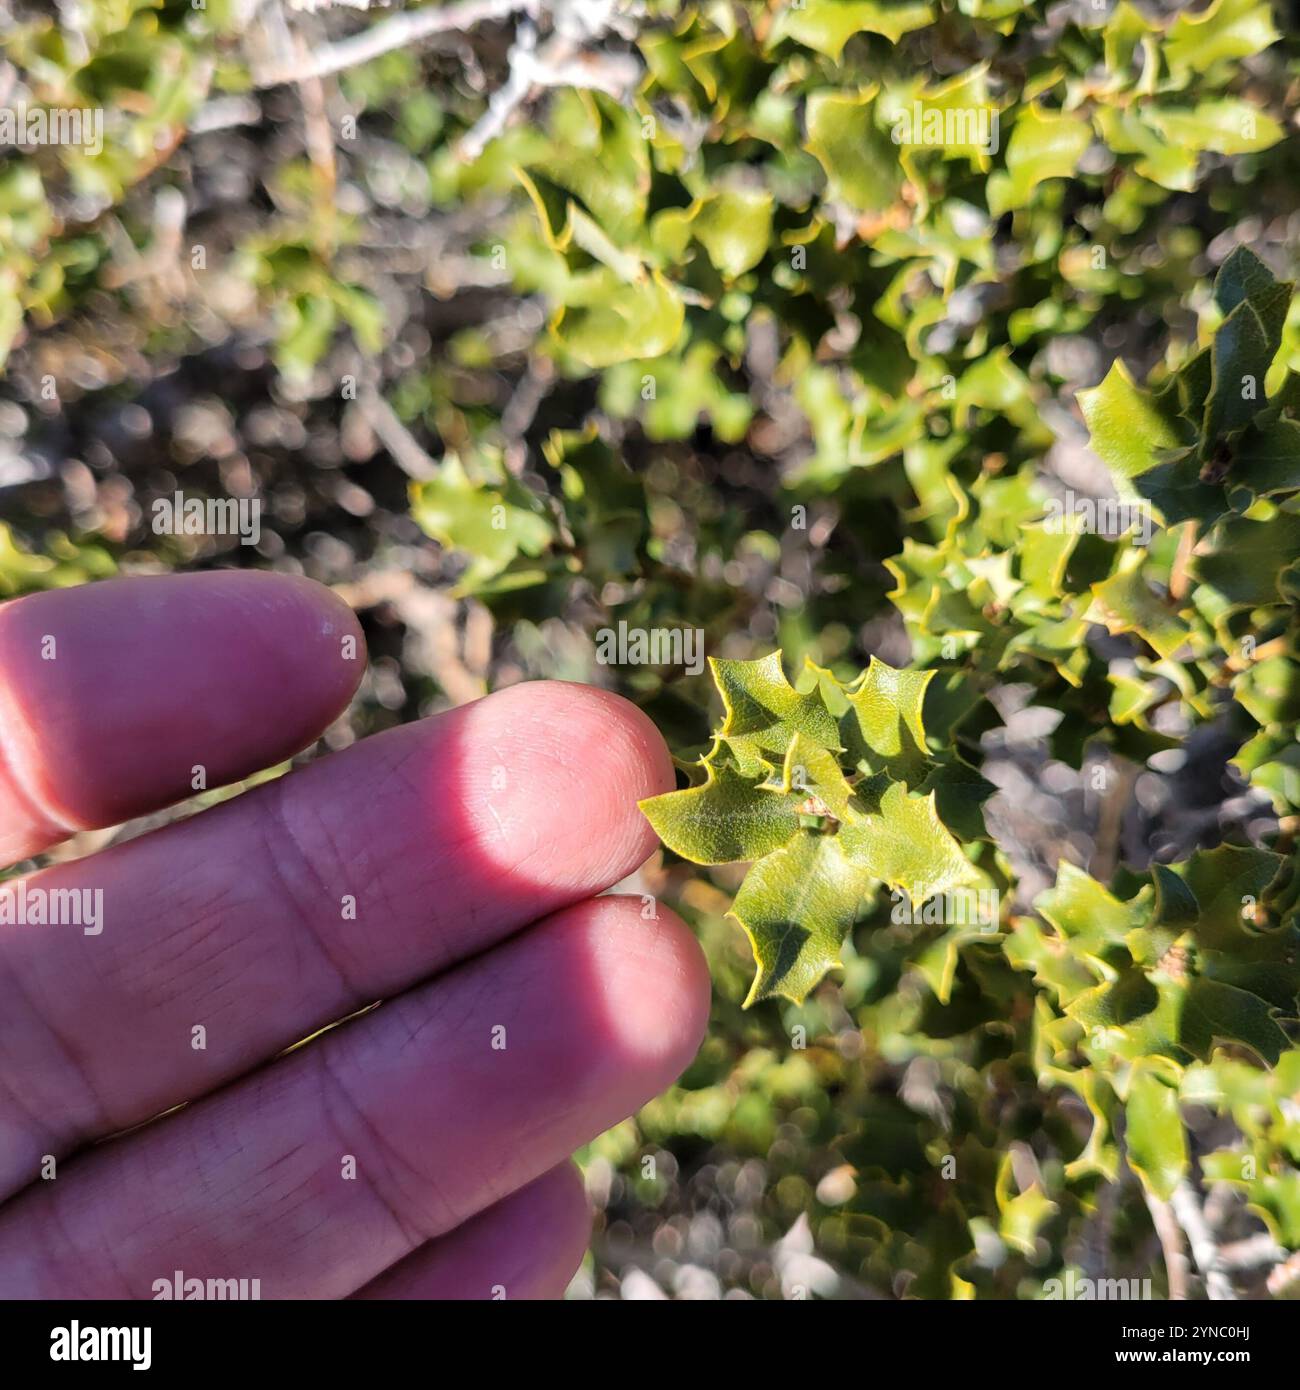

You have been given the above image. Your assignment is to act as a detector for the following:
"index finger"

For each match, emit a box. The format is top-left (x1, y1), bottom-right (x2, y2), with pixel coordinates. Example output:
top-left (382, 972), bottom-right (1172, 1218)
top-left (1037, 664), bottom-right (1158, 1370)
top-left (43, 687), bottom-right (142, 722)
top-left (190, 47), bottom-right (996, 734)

top-left (0, 572), bottom-right (364, 864)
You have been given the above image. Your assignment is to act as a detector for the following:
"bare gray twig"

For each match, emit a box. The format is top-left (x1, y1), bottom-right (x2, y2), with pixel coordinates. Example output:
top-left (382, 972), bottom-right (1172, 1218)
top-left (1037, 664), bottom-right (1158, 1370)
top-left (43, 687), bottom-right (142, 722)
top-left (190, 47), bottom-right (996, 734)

top-left (453, 2), bottom-right (640, 161)
top-left (1170, 1181), bottom-right (1236, 1301)
top-left (360, 389), bottom-right (438, 480)
top-left (1218, 1232), bottom-right (1285, 1271)
top-left (254, 0), bottom-right (535, 87)
top-left (1143, 1190), bottom-right (1192, 1301)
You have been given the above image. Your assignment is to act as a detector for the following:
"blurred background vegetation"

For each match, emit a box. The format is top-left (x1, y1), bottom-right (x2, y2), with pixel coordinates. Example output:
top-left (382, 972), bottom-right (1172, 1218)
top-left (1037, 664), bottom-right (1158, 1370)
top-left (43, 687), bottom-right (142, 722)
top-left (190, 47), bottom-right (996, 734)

top-left (3, 0), bottom-right (1300, 1299)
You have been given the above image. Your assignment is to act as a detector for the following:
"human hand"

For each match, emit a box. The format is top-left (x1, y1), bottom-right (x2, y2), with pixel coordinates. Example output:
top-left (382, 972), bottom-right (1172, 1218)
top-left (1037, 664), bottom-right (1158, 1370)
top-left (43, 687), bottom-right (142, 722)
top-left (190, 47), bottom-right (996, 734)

top-left (0, 572), bottom-right (708, 1299)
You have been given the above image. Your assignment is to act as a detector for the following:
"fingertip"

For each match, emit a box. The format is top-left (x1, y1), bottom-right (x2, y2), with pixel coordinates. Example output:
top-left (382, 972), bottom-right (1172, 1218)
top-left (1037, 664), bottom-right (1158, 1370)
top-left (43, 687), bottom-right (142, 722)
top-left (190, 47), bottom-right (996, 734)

top-left (0, 572), bottom-right (367, 846)
top-left (582, 896), bottom-right (712, 1091)
top-left (570, 682), bottom-right (677, 799)
top-left (525, 1162), bottom-right (594, 1298)
top-left (487, 680), bottom-right (674, 798)
top-left (230, 571), bottom-right (366, 712)
top-left (351, 1163), bottom-right (593, 1301)
top-left (452, 681), bottom-right (675, 900)
top-left (237, 569), bottom-right (363, 642)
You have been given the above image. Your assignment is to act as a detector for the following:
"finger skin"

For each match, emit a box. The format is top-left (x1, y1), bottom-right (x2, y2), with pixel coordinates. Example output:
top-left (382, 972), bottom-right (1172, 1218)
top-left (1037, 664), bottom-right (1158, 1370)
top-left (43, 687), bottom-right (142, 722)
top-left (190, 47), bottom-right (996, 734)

top-left (353, 1164), bottom-right (591, 1301)
top-left (0, 572), bottom-right (364, 863)
top-left (0, 897), bottom-right (709, 1299)
top-left (0, 680), bottom-right (673, 1199)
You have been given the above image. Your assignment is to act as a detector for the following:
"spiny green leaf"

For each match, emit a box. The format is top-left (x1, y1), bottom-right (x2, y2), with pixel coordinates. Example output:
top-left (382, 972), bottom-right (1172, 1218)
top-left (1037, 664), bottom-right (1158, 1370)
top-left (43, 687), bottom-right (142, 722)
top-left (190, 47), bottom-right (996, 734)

top-left (1191, 510), bottom-right (1300, 612)
top-left (1235, 655), bottom-right (1300, 731)
top-left (1252, 1173), bottom-right (1300, 1247)
top-left (710, 652), bottom-right (841, 774)
top-left (1005, 913), bottom-right (1097, 1005)
top-left (1236, 418), bottom-right (1300, 496)
top-left (1214, 245), bottom-right (1292, 355)
top-left (996, 1152), bottom-right (1059, 1255)
top-left (1036, 862), bottom-right (1145, 964)
top-left (691, 188), bottom-right (773, 280)
top-left (917, 758), bottom-right (997, 842)
top-left (1078, 360), bottom-right (1185, 484)
top-left (1094, 107), bottom-right (1198, 193)
top-left (730, 830), bottom-right (872, 1005)
top-left (839, 776), bottom-right (980, 907)
top-left (987, 105), bottom-right (1093, 216)
top-left (780, 731), bottom-right (856, 820)
top-left (641, 654), bottom-right (984, 1005)
top-left (1088, 550), bottom-right (1191, 659)
top-left (1125, 1067), bottom-right (1187, 1200)
top-left (551, 268), bottom-right (684, 368)
top-left (1152, 862), bottom-right (1199, 926)
top-left (768, 0), bottom-right (933, 59)
top-left (1166, 843), bottom-right (1284, 949)
top-left (1050, 846), bottom-right (1297, 1071)
top-left (1202, 299), bottom-right (1273, 448)
top-left (1165, 0), bottom-right (1280, 85)
top-left (1146, 101), bottom-right (1283, 158)
top-left (1070, 968), bottom-right (1181, 1062)
top-left (842, 657), bottom-right (934, 781)
top-left (804, 89), bottom-right (902, 214)
top-left (1180, 977), bottom-right (1291, 1067)
top-left (638, 760), bottom-right (801, 865)
top-left (408, 454), bottom-right (553, 594)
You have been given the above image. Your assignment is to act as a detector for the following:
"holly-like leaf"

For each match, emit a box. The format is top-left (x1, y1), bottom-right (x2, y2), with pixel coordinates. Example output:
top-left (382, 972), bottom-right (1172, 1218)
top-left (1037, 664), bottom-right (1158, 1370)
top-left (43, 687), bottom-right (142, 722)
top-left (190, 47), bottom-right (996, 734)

top-left (730, 829), bottom-right (872, 1005)
top-left (640, 654), bottom-right (980, 1004)
top-left (917, 758), bottom-right (997, 842)
top-left (987, 105), bottom-right (1093, 216)
top-left (639, 760), bottom-right (801, 865)
top-left (691, 188), bottom-right (774, 281)
top-left (408, 454), bottom-right (553, 594)
top-left (1146, 101), bottom-right (1283, 159)
top-left (804, 89), bottom-right (902, 214)
top-left (1070, 968), bottom-right (1182, 1062)
top-left (842, 657), bottom-right (934, 781)
top-left (1152, 862), bottom-right (1199, 927)
top-left (1164, 0), bottom-right (1280, 85)
top-left (1192, 510), bottom-right (1300, 612)
top-left (710, 651), bottom-right (841, 774)
top-left (1216, 244), bottom-right (1282, 318)
top-left (1077, 360), bottom-right (1185, 483)
top-left (1235, 418), bottom-right (1300, 496)
top-left (1234, 654), bottom-right (1300, 729)
top-left (1253, 1174), bottom-right (1300, 1248)
top-left (840, 775), bottom-right (981, 907)
top-left (1094, 107), bottom-right (1199, 193)
top-left (1088, 550), bottom-right (1191, 659)
top-left (1125, 1067), bottom-right (1188, 1201)
top-left (1180, 977), bottom-right (1291, 1067)
top-left (551, 268), bottom-right (684, 368)
top-left (781, 731), bottom-right (856, 820)
top-left (996, 1153), bottom-right (1059, 1256)
top-left (1202, 299), bottom-right (1273, 448)
top-left (1036, 847), bottom-right (1297, 1072)
top-left (1214, 245), bottom-right (1292, 354)
top-left (914, 917), bottom-right (998, 1004)
top-left (768, 0), bottom-right (933, 59)
top-left (1005, 913), bottom-right (1097, 1005)
top-left (1037, 861), bottom-right (1145, 959)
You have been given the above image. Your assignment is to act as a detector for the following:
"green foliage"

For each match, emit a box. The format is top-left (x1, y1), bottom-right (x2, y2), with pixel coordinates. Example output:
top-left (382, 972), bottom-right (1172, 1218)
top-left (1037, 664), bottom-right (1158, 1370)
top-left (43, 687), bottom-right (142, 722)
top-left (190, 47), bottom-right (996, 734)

top-left (610, 195), bottom-right (1300, 1256)
top-left (409, 450), bottom-right (554, 595)
top-left (1078, 251), bottom-right (1300, 819)
top-left (642, 653), bottom-right (985, 1004)
top-left (0, 523), bottom-right (115, 597)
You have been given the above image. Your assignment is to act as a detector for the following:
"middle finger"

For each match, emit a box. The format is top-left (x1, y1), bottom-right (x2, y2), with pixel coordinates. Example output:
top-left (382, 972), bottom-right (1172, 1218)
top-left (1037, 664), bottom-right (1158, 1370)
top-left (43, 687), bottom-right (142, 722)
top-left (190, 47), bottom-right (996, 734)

top-left (0, 895), bottom-right (708, 1298)
top-left (0, 680), bottom-right (671, 1201)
